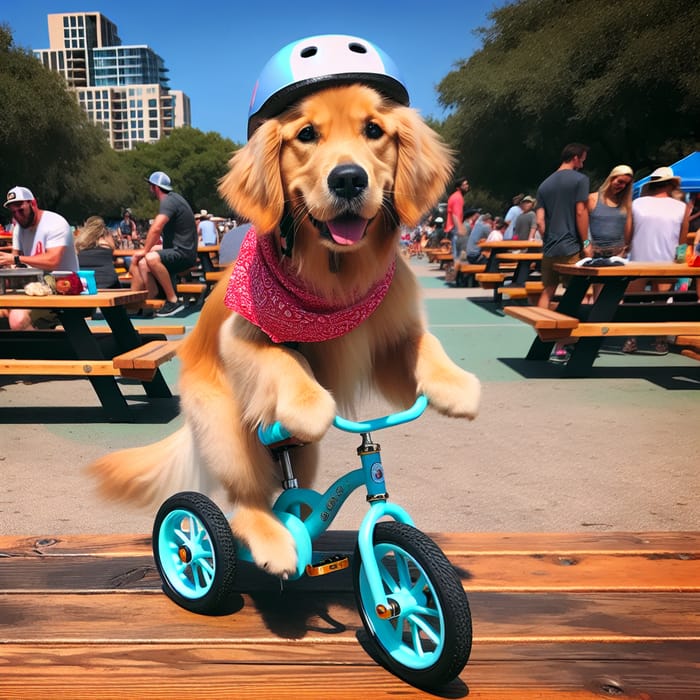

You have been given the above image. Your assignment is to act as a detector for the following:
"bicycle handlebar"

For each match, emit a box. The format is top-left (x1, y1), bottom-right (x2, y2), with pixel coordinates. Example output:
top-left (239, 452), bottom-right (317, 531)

top-left (258, 395), bottom-right (428, 446)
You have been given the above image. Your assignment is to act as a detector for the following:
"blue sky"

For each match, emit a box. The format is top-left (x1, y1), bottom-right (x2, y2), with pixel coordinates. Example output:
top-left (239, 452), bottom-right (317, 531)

top-left (2, 0), bottom-right (502, 144)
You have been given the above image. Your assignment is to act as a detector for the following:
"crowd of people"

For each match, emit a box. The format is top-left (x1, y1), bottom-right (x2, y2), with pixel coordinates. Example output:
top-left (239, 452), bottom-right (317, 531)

top-left (0, 170), bottom-right (225, 327)
top-left (2, 154), bottom-right (700, 336)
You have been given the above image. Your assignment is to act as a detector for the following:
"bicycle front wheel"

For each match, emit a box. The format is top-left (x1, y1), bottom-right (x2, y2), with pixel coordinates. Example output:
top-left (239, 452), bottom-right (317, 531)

top-left (353, 522), bottom-right (471, 688)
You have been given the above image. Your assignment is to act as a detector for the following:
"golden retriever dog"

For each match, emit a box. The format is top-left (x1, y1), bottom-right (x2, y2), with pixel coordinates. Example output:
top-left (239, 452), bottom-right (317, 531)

top-left (90, 83), bottom-right (480, 578)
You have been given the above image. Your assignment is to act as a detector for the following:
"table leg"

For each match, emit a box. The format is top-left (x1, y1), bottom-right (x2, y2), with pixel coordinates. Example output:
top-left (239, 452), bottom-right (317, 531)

top-left (524, 277), bottom-right (591, 361)
top-left (562, 276), bottom-right (628, 376)
top-left (58, 310), bottom-right (134, 422)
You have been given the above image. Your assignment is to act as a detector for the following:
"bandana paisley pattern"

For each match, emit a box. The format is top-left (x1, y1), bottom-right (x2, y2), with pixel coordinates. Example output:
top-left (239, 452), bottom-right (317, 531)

top-left (224, 227), bottom-right (395, 343)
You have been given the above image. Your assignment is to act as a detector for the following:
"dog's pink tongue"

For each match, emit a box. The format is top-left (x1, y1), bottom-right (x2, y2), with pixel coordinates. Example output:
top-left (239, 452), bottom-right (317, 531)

top-left (327, 217), bottom-right (368, 246)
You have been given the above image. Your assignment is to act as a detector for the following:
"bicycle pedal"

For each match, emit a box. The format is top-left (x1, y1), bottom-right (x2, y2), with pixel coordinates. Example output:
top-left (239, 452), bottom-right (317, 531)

top-left (305, 555), bottom-right (350, 577)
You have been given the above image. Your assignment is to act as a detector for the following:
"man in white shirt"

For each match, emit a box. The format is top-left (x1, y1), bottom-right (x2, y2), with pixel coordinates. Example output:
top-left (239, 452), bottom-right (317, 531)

top-left (0, 186), bottom-right (78, 328)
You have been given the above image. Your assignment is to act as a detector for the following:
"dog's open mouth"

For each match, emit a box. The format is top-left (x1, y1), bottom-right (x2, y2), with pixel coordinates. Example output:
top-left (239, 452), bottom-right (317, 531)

top-left (312, 214), bottom-right (369, 246)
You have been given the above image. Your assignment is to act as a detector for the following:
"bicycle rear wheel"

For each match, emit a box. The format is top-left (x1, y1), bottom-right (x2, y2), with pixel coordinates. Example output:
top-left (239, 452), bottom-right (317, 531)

top-left (153, 491), bottom-right (237, 615)
top-left (353, 522), bottom-right (471, 688)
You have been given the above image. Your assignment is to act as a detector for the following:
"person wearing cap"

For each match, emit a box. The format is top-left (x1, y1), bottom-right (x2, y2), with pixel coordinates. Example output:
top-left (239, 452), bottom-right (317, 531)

top-left (0, 186), bottom-right (79, 329)
top-left (512, 196), bottom-right (538, 242)
top-left (623, 166), bottom-right (691, 355)
top-left (197, 210), bottom-right (218, 246)
top-left (130, 171), bottom-right (197, 317)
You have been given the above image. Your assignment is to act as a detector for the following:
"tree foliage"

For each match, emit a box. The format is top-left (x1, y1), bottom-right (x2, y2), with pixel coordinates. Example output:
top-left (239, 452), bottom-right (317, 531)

top-left (0, 24), bottom-right (113, 221)
top-left (438, 0), bottom-right (700, 202)
top-left (117, 127), bottom-right (239, 222)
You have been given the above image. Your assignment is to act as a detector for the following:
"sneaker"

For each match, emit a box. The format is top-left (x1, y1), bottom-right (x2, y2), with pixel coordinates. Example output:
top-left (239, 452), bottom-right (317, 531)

top-left (549, 346), bottom-right (571, 364)
top-left (156, 299), bottom-right (185, 317)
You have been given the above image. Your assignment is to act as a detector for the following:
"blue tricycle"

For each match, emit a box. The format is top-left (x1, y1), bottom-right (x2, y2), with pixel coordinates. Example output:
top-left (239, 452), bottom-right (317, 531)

top-left (152, 395), bottom-right (472, 688)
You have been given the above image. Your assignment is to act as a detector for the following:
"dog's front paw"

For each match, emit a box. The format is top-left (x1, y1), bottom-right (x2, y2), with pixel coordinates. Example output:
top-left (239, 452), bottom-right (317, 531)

top-left (423, 369), bottom-right (481, 420)
top-left (247, 520), bottom-right (299, 579)
top-left (276, 384), bottom-right (336, 443)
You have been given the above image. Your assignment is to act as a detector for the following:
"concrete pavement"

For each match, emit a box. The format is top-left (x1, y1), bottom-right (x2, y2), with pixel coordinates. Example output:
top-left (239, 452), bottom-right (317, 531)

top-left (1, 257), bottom-right (698, 535)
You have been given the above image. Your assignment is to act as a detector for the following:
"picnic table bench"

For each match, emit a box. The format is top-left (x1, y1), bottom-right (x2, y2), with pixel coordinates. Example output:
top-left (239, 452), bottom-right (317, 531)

top-left (0, 290), bottom-right (177, 420)
top-left (505, 262), bottom-right (700, 375)
top-left (0, 530), bottom-right (697, 698)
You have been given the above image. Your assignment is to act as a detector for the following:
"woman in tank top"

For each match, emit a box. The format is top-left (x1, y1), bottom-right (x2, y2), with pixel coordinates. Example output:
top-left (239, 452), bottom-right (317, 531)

top-left (587, 164), bottom-right (634, 258)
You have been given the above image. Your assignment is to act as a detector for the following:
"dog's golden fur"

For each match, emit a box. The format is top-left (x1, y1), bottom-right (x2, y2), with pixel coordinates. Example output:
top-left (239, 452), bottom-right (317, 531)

top-left (89, 84), bottom-right (480, 577)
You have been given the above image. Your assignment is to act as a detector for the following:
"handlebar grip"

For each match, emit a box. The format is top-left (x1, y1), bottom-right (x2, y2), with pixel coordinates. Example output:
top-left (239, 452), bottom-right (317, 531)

top-left (257, 421), bottom-right (292, 446)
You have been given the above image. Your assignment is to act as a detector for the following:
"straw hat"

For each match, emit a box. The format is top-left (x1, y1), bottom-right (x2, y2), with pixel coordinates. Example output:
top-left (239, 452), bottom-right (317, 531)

top-left (648, 166), bottom-right (680, 188)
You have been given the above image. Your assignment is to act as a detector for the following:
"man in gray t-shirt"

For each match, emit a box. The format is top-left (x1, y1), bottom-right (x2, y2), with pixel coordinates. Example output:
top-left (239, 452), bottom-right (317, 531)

top-left (535, 144), bottom-right (592, 311)
top-left (131, 171), bottom-right (198, 317)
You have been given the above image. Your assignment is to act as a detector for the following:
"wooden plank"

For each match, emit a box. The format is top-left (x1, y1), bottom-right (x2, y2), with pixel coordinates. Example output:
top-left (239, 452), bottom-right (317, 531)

top-left (2, 552), bottom-right (697, 592)
top-left (571, 321), bottom-right (700, 338)
top-left (112, 340), bottom-right (179, 370)
top-left (503, 306), bottom-right (579, 330)
top-left (0, 359), bottom-right (117, 376)
top-left (2, 531), bottom-right (698, 557)
top-left (496, 253), bottom-right (542, 262)
top-left (89, 325), bottom-right (185, 336)
top-left (1, 591), bottom-right (698, 646)
top-left (0, 642), bottom-right (697, 699)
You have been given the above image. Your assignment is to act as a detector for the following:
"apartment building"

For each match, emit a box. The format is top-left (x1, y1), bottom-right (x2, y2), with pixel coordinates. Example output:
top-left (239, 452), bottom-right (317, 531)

top-left (33, 12), bottom-right (191, 150)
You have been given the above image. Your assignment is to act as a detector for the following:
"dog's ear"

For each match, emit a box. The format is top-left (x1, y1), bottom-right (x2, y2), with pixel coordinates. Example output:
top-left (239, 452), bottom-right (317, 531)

top-left (393, 107), bottom-right (454, 227)
top-left (218, 119), bottom-right (284, 234)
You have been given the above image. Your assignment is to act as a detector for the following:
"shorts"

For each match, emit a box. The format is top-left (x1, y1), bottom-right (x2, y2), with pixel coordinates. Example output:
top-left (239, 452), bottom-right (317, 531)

top-left (158, 248), bottom-right (196, 274)
top-left (541, 251), bottom-right (582, 288)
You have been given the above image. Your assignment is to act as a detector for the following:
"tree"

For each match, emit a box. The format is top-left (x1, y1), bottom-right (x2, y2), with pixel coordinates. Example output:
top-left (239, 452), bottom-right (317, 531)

top-left (437, 0), bottom-right (700, 201)
top-left (0, 25), bottom-right (112, 219)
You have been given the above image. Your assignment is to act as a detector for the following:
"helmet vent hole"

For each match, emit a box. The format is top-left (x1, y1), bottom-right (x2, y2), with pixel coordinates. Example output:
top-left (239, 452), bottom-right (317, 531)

top-left (348, 42), bottom-right (367, 54)
top-left (300, 46), bottom-right (318, 58)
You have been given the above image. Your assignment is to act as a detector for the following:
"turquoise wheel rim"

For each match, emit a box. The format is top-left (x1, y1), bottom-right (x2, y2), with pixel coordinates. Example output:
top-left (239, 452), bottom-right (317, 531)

top-left (359, 543), bottom-right (445, 669)
top-left (157, 508), bottom-right (217, 600)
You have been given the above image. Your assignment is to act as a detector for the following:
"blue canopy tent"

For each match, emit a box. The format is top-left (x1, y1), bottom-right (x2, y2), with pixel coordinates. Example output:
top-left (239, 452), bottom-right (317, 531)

top-left (633, 151), bottom-right (700, 197)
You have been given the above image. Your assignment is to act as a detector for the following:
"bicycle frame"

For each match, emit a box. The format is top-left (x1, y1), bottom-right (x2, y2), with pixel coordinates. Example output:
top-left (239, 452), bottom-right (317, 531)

top-left (239, 396), bottom-right (429, 600)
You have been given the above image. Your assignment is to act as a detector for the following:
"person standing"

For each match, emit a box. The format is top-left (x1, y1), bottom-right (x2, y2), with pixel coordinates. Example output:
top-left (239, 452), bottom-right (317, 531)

top-left (118, 208), bottom-right (138, 248)
top-left (535, 143), bottom-right (591, 362)
top-left (445, 176), bottom-right (469, 261)
top-left (587, 164), bottom-right (634, 258)
top-left (130, 171), bottom-right (197, 317)
top-left (0, 186), bottom-right (78, 329)
top-left (622, 166), bottom-right (690, 355)
top-left (197, 210), bottom-right (219, 246)
top-left (503, 193), bottom-right (525, 240)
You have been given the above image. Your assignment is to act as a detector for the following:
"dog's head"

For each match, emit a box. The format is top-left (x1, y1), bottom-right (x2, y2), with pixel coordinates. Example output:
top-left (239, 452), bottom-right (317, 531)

top-left (219, 35), bottom-right (452, 290)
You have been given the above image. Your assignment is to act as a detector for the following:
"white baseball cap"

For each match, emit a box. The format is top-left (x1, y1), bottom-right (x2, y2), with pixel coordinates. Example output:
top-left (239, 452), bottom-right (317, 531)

top-left (4, 186), bottom-right (35, 208)
top-left (145, 171), bottom-right (173, 191)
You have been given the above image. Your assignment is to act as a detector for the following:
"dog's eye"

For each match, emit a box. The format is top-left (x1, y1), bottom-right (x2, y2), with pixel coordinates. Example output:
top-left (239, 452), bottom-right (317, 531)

top-left (297, 125), bottom-right (318, 143)
top-left (364, 122), bottom-right (384, 140)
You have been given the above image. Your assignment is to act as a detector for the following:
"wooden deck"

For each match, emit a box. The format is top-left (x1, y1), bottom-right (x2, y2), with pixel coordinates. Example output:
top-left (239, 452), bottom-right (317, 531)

top-left (1, 531), bottom-right (698, 698)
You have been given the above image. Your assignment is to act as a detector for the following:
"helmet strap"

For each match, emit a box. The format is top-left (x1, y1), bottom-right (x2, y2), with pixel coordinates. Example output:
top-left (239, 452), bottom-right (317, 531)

top-left (280, 205), bottom-right (295, 258)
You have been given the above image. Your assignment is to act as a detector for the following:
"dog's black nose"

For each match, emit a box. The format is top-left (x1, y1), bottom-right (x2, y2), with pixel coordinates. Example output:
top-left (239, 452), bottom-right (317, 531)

top-left (328, 164), bottom-right (368, 200)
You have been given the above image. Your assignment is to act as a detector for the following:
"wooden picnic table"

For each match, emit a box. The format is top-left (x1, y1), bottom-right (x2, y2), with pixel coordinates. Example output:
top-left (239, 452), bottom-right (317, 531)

top-left (0, 289), bottom-right (176, 421)
top-left (478, 239), bottom-right (542, 273)
top-left (505, 262), bottom-right (700, 375)
top-left (0, 529), bottom-right (697, 698)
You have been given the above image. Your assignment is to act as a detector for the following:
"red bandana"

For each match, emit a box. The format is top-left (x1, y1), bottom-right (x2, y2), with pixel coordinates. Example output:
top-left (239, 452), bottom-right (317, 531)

top-left (224, 227), bottom-right (395, 343)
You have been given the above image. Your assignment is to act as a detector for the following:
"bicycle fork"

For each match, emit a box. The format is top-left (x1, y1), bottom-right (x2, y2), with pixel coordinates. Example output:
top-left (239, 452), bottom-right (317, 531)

top-left (356, 431), bottom-right (415, 619)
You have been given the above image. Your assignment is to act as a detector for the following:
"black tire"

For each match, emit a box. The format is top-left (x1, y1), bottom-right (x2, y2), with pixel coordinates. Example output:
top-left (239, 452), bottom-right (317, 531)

top-left (352, 522), bottom-right (471, 688)
top-left (152, 491), bottom-right (237, 615)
